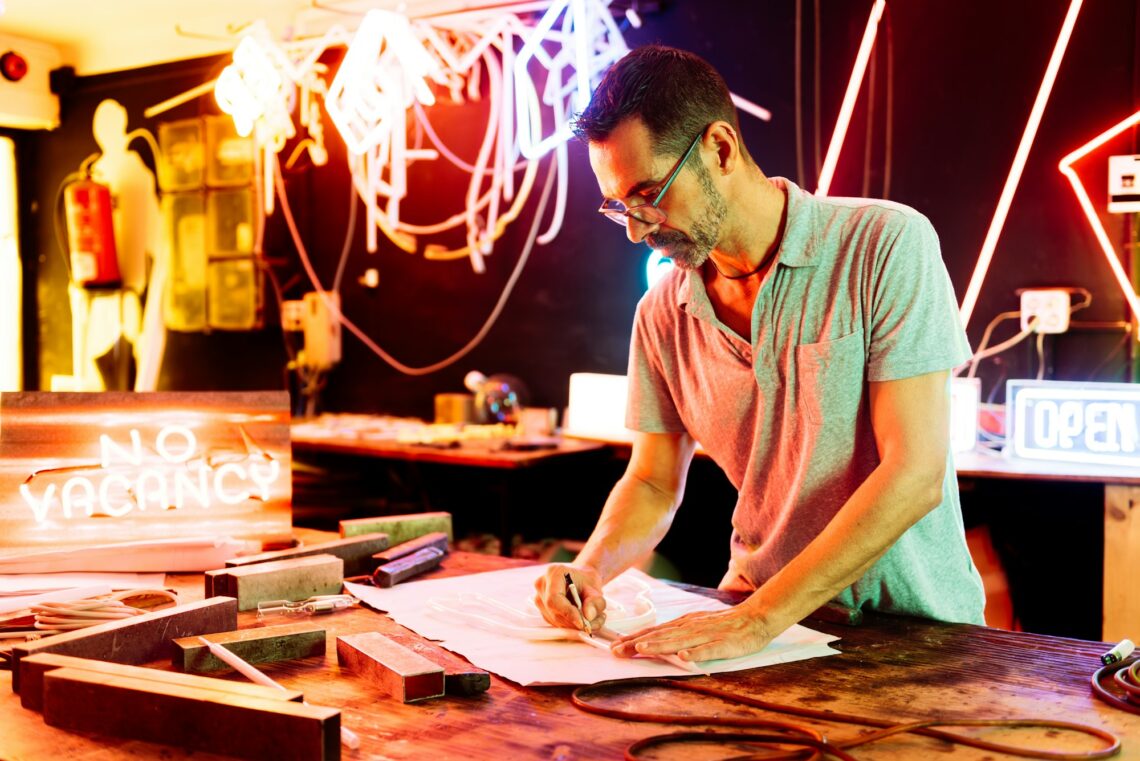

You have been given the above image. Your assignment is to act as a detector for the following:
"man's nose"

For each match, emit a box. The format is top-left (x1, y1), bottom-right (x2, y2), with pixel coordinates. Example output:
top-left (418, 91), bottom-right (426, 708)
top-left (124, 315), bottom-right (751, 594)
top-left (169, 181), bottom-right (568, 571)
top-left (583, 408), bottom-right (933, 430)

top-left (626, 216), bottom-right (658, 244)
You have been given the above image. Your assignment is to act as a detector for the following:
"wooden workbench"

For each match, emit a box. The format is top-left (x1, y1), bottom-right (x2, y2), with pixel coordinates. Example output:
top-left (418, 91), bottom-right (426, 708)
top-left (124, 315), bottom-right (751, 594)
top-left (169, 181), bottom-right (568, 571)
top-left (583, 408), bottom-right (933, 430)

top-left (956, 448), bottom-right (1140, 642)
top-left (1, 551), bottom-right (1136, 760)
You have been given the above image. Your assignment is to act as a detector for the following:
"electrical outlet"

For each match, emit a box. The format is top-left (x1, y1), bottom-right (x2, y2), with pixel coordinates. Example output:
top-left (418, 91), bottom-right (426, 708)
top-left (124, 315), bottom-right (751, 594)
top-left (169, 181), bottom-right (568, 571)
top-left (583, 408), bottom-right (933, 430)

top-left (301, 291), bottom-right (342, 371)
top-left (1019, 289), bottom-right (1070, 334)
top-left (281, 299), bottom-right (305, 332)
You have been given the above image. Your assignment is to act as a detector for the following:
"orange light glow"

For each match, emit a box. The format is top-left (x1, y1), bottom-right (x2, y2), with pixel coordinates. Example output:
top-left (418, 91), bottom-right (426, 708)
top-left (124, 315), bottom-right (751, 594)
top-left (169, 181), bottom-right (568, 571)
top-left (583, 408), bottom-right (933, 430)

top-left (0, 392), bottom-right (292, 556)
top-left (1058, 109), bottom-right (1140, 340)
top-left (814, 0), bottom-right (885, 198)
top-left (958, 0), bottom-right (1083, 330)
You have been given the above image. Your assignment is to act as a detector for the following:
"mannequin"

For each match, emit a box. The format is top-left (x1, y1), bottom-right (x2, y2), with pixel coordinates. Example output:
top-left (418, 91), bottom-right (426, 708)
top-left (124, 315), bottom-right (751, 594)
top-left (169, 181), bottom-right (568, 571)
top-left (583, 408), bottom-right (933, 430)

top-left (69, 99), bottom-right (163, 391)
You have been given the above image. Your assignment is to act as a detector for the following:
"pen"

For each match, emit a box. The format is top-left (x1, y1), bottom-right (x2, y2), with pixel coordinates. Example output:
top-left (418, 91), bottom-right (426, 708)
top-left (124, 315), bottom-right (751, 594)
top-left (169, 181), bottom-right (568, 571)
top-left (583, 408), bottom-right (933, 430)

top-left (1100, 638), bottom-right (1135, 666)
top-left (197, 637), bottom-right (361, 750)
top-left (564, 572), bottom-right (592, 635)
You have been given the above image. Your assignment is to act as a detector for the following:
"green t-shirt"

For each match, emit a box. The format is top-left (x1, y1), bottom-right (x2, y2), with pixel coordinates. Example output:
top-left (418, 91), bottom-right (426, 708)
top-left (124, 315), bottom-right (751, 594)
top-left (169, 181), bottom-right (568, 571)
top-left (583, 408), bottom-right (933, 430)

top-left (627, 178), bottom-right (985, 624)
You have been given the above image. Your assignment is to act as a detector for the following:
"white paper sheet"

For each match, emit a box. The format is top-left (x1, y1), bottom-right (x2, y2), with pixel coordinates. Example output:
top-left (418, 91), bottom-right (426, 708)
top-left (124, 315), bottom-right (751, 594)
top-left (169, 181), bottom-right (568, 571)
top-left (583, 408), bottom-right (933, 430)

top-left (346, 564), bottom-right (839, 686)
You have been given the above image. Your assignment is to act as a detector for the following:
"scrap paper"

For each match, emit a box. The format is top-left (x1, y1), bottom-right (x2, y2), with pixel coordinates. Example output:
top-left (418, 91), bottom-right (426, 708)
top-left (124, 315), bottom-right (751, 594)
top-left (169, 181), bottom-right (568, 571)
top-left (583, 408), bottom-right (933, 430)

top-left (346, 564), bottom-right (839, 686)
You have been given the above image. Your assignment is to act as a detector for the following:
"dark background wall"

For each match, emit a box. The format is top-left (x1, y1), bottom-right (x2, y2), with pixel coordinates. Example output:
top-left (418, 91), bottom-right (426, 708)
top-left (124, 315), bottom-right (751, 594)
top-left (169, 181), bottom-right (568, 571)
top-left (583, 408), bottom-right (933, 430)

top-left (11, 0), bottom-right (1139, 413)
top-left (4, 0), bottom-right (1138, 635)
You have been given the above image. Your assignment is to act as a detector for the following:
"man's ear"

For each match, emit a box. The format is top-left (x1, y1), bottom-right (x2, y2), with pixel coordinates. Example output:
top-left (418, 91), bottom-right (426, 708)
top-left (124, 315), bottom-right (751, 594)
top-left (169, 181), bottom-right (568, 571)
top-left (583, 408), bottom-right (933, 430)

top-left (707, 121), bottom-right (739, 175)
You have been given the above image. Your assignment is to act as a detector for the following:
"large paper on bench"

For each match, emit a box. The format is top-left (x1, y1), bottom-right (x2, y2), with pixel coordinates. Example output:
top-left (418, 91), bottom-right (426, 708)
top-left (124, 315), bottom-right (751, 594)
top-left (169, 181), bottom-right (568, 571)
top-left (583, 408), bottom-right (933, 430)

top-left (347, 564), bottom-right (839, 686)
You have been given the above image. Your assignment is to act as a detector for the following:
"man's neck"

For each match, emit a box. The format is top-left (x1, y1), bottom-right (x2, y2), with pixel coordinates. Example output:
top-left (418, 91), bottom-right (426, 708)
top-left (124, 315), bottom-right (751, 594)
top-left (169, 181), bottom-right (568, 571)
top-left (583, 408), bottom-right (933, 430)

top-left (707, 173), bottom-right (787, 278)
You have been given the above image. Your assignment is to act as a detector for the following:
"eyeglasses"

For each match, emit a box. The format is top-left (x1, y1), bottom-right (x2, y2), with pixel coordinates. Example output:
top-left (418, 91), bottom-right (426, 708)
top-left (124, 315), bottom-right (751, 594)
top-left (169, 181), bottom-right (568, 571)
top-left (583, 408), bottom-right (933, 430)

top-left (597, 128), bottom-right (705, 227)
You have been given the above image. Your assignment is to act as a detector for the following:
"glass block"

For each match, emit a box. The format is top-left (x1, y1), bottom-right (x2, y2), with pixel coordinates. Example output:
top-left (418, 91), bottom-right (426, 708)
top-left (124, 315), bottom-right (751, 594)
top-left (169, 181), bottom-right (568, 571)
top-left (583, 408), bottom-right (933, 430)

top-left (206, 115), bottom-right (255, 187)
top-left (157, 119), bottom-right (204, 192)
top-left (207, 188), bottom-right (254, 254)
top-left (163, 193), bottom-right (207, 331)
top-left (207, 256), bottom-right (261, 330)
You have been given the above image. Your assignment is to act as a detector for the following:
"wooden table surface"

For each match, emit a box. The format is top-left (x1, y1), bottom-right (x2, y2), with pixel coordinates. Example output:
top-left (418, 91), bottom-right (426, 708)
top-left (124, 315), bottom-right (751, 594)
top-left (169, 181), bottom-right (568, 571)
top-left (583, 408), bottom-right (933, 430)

top-left (293, 429), bottom-right (607, 470)
top-left (2, 551), bottom-right (1137, 760)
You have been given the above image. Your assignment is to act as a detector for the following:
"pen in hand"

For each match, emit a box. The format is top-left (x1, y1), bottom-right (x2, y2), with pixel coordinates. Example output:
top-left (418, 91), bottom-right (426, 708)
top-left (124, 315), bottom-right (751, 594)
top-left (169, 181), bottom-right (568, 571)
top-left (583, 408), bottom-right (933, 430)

top-left (564, 572), bottom-right (592, 636)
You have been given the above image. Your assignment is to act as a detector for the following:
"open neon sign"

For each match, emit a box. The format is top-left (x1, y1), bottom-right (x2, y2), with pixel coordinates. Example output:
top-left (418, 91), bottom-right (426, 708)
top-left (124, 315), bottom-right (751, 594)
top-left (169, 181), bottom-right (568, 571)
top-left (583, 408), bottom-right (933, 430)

top-left (1008, 380), bottom-right (1139, 468)
top-left (18, 424), bottom-right (281, 523)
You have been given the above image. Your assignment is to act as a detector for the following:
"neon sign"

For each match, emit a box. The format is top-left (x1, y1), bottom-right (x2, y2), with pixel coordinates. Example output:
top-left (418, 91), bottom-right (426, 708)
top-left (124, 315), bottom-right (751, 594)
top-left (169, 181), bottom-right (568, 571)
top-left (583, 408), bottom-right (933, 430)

top-left (1007, 380), bottom-right (1139, 467)
top-left (18, 424), bottom-right (281, 523)
top-left (0, 391), bottom-right (292, 556)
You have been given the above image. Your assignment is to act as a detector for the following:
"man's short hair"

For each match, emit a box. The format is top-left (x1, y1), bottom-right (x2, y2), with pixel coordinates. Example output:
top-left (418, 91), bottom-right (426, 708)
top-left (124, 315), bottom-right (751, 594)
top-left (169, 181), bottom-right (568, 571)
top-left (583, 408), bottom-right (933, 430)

top-left (572, 44), bottom-right (747, 160)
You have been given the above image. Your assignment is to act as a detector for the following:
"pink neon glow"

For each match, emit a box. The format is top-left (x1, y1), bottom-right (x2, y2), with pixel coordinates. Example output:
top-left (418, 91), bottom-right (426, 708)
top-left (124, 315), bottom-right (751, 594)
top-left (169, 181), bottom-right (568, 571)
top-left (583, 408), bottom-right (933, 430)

top-left (1058, 109), bottom-right (1140, 341)
top-left (814, 0), bottom-right (885, 197)
top-left (957, 0), bottom-right (1083, 330)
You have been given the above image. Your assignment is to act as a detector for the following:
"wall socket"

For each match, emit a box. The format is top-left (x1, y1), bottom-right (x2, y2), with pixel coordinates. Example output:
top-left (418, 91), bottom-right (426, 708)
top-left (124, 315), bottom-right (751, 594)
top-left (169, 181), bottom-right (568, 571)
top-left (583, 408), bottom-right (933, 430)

top-left (1019, 289), bottom-right (1071, 334)
top-left (301, 291), bottom-right (342, 371)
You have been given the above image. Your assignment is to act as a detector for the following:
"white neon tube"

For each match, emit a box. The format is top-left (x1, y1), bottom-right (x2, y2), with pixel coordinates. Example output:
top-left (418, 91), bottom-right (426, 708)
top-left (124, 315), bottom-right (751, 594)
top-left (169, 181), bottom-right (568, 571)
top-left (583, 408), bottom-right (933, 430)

top-left (1057, 110), bottom-right (1140, 338)
top-left (815, 0), bottom-right (885, 197)
top-left (958, 0), bottom-right (1083, 329)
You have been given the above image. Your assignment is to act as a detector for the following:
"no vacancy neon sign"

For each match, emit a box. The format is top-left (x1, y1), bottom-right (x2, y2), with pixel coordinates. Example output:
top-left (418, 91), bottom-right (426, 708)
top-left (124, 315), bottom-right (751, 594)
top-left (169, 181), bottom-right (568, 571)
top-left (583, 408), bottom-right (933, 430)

top-left (0, 391), bottom-right (292, 555)
top-left (1007, 380), bottom-right (1139, 468)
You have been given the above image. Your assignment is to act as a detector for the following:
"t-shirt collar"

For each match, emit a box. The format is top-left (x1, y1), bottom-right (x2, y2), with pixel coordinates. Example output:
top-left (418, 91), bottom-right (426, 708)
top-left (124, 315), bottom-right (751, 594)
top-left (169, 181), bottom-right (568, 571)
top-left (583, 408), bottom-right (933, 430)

top-left (676, 176), bottom-right (816, 311)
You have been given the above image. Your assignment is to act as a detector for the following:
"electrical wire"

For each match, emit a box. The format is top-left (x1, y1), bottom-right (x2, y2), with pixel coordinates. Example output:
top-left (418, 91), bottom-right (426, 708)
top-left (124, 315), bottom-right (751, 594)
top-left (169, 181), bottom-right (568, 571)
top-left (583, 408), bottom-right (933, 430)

top-left (572, 678), bottom-right (1121, 760)
top-left (1082, 323), bottom-right (1134, 381)
top-left (274, 148), bottom-right (558, 376)
top-left (1035, 331), bottom-right (1046, 380)
top-left (968, 323), bottom-right (1036, 374)
top-left (1091, 655), bottom-right (1140, 715)
top-left (960, 310), bottom-right (1022, 378)
top-left (962, 287), bottom-right (1093, 382)
top-left (28, 588), bottom-right (179, 633)
top-left (331, 172), bottom-right (359, 293)
top-left (123, 128), bottom-right (161, 172)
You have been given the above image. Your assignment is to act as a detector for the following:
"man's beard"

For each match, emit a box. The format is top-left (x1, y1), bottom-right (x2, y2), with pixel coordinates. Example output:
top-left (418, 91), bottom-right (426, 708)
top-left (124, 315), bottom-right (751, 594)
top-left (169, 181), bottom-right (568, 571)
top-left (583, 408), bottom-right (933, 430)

top-left (647, 164), bottom-right (727, 271)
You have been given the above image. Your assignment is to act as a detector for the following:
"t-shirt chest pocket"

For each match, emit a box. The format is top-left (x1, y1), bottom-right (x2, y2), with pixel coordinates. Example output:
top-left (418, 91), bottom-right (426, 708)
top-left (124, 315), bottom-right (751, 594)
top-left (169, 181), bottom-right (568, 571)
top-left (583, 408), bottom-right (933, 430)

top-left (794, 330), bottom-right (866, 425)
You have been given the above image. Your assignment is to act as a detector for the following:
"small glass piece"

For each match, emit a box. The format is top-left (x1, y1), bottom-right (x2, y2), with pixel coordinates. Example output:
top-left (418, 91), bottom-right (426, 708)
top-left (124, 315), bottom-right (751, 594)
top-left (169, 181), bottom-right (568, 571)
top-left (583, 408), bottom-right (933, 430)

top-left (256, 594), bottom-right (359, 617)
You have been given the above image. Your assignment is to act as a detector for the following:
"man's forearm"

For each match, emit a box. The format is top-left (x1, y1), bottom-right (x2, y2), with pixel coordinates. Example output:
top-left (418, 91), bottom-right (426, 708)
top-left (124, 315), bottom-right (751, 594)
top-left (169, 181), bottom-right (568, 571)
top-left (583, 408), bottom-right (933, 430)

top-left (745, 457), bottom-right (944, 635)
top-left (573, 472), bottom-right (679, 584)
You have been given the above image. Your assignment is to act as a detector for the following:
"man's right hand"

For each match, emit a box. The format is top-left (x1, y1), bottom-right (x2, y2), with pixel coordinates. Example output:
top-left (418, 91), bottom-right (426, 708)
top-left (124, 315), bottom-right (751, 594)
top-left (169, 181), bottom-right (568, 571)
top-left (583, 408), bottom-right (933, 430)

top-left (533, 565), bottom-right (607, 633)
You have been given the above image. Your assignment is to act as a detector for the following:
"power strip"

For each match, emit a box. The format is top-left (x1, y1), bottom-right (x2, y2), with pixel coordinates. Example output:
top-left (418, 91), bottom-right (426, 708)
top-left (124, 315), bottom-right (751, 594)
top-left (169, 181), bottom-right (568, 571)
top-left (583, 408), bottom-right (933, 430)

top-left (1019, 289), bottom-right (1071, 334)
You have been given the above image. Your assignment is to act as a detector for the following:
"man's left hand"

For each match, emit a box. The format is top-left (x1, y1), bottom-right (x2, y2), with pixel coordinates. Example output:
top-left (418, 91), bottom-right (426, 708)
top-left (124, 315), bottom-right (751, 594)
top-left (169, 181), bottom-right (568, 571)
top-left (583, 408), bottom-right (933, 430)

top-left (610, 603), bottom-right (773, 662)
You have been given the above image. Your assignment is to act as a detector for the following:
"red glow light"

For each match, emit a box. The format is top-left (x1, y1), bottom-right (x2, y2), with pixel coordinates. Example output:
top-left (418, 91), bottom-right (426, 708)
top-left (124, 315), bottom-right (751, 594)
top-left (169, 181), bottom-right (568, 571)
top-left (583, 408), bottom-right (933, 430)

top-left (1058, 109), bottom-right (1140, 340)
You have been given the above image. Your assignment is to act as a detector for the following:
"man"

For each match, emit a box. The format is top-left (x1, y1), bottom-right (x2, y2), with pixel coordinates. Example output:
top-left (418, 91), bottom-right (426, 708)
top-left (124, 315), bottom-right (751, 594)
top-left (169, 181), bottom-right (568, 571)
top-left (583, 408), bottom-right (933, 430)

top-left (534, 45), bottom-right (985, 663)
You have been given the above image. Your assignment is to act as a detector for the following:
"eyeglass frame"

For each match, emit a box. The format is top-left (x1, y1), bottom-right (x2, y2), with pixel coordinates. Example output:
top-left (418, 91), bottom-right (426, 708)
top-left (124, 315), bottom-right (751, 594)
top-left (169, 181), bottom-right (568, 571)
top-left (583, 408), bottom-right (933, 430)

top-left (597, 126), bottom-right (707, 227)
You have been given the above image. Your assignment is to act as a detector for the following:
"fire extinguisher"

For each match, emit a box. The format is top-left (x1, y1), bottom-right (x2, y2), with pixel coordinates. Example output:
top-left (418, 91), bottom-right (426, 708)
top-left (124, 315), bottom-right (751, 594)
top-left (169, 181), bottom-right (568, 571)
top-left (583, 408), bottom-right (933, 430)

top-left (63, 179), bottom-right (121, 288)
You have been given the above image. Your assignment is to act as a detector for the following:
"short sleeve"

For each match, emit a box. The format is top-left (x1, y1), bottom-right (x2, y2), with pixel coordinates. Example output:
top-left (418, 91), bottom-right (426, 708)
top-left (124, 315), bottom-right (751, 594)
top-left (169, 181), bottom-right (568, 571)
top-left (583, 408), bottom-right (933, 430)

top-left (625, 295), bottom-right (687, 433)
top-left (866, 213), bottom-right (972, 381)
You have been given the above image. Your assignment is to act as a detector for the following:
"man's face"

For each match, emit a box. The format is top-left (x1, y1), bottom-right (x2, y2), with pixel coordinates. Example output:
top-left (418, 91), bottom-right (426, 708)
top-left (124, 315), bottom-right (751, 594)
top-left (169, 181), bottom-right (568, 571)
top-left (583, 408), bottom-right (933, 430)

top-left (589, 119), bottom-right (727, 270)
